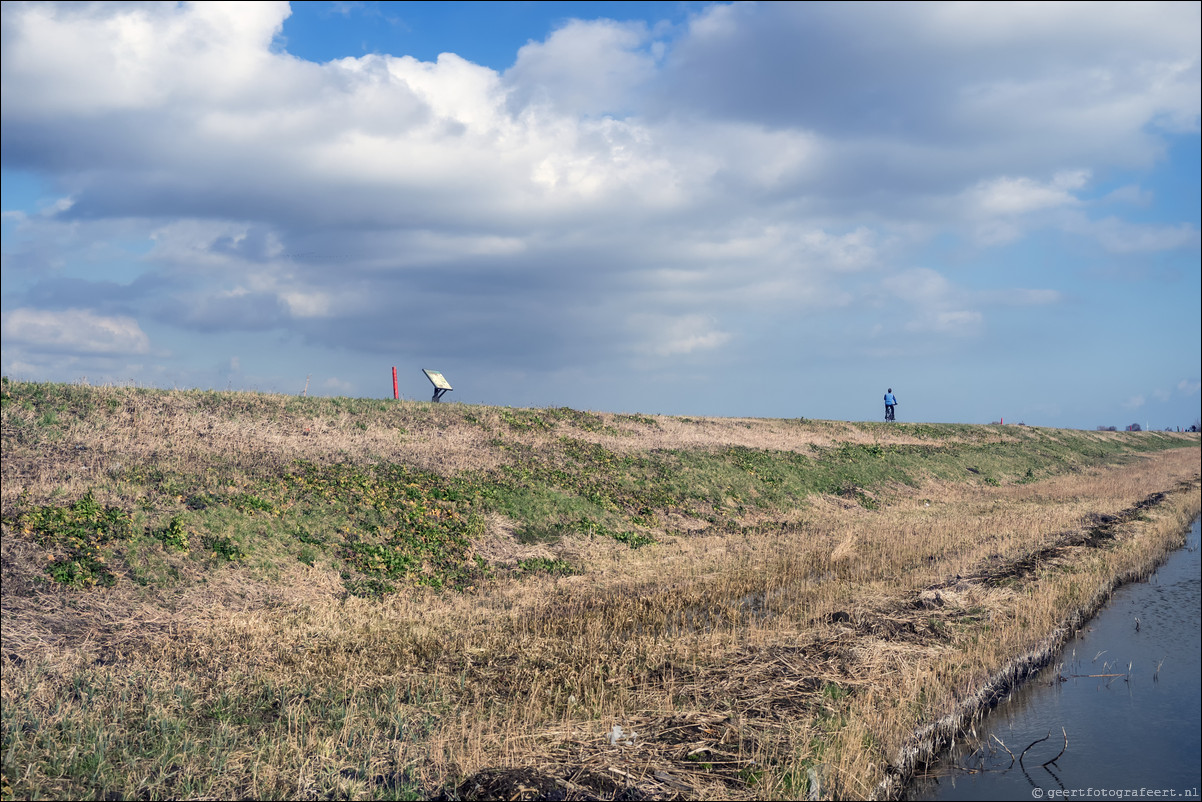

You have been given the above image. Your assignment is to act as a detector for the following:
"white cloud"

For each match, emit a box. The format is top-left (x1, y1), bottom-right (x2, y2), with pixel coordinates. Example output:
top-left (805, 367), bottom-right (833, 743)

top-left (1, 2), bottom-right (292, 115)
top-left (505, 19), bottom-right (658, 116)
top-left (2, 308), bottom-right (150, 355)
top-left (41, 196), bottom-right (75, 217)
top-left (879, 269), bottom-right (1059, 338)
top-left (958, 169), bottom-right (1202, 250)
top-left (883, 268), bottom-right (956, 306)
top-left (971, 170), bottom-right (1089, 216)
top-left (281, 291), bottom-right (333, 319)
top-left (630, 314), bottom-right (731, 357)
top-left (677, 225), bottom-right (879, 278)
top-left (662, 1), bottom-right (1199, 159)
top-left (1179, 379), bottom-right (1202, 395)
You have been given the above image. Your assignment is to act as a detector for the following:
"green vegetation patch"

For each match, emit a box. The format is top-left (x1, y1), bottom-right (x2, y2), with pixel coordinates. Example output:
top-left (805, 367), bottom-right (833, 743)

top-left (471, 438), bottom-right (664, 543)
top-left (515, 518), bottom-right (655, 548)
top-left (498, 405), bottom-right (614, 434)
top-left (3, 458), bottom-right (491, 595)
top-left (154, 515), bottom-right (190, 552)
top-left (271, 461), bottom-right (486, 592)
top-left (12, 492), bottom-right (133, 588)
top-left (515, 557), bottom-right (577, 576)
top-left (2, 380), bottom-right (1197, 599)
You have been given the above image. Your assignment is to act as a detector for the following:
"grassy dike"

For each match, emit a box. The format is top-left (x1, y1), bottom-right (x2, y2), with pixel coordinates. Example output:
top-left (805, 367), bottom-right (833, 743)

top-left (1, 378), bottom-right (1199, 800)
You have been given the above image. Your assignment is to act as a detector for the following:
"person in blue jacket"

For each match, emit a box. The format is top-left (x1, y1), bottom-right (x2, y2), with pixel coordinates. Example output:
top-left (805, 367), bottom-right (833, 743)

top-left (884, 388), bottom-right (897, 421)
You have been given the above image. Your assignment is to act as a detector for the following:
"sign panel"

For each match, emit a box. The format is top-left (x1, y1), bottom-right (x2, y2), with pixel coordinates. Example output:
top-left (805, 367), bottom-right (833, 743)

top-left (422, 369), bottom-right (452, 391)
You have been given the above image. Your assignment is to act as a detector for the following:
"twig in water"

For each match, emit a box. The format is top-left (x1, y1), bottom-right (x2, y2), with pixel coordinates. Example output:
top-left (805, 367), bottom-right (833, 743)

top-left (1092, 650), bottom-right (1107, 662)
top-left (1019, 731), bottom-right (1051, 769)
top-left (992, 734), bottom-right (1016, 768)
top-left (1042, 728), bottom-right (1068, 767)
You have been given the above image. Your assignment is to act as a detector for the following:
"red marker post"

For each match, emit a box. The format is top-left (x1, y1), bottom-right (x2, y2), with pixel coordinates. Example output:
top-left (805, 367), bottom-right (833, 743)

top-left (392, 367), bottom-right (399, 400)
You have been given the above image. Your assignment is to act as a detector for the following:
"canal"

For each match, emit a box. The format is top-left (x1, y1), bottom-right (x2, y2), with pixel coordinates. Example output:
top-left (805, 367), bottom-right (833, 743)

top-left (907, 517), bottom-right (1202, 801)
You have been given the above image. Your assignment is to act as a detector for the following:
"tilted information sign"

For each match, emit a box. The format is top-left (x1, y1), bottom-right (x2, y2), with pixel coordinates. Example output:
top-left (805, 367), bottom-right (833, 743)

top-left (422, 369), bottom-right (452, 402)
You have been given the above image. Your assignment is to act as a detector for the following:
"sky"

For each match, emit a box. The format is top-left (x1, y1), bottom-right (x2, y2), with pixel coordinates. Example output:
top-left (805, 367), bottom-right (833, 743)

top-left (2, 1), bottom-right (1199, 430)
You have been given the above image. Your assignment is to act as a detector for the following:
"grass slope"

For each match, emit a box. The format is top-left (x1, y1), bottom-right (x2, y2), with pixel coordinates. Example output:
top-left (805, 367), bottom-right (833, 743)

top-left (2, 379), bottom-right (1199, 800)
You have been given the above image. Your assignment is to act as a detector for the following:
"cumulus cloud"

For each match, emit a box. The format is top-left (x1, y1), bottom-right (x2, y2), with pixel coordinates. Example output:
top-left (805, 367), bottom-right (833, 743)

top-left (0, 2), bottom-right (290, 116)
top-left (505, 19), bottom-right (660, 117)
top-left (630, 313), bottom-right (731, 357)
top-left (659, 2), bottom-right (1199, 145)
top-left (2, 308), bottom-right (150, 354)
top-left (971, 171), bottom-right (1089, 217)
top-left (869, 268), bottom-right (979, 338)
top-left (875, 268), bottom-right (1065, 339)
top-left (960, 170), bottom-right (1092, 245)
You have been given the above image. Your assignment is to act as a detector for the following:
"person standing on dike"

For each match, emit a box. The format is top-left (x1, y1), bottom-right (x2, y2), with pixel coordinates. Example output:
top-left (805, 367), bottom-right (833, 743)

top-left (884, 388), bottom-right (897, 421)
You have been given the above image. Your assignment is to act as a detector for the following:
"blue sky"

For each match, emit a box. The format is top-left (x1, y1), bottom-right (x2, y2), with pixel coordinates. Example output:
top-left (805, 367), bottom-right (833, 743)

top-left (2, 1), bottom-right (1199, 430)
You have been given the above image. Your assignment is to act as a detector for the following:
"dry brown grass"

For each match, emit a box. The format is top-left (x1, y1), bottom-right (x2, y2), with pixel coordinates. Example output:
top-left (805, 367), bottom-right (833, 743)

top-left (2, 383), bottom-right (1199, 800)
top-left (0, 382), bottom-right (1075, 514)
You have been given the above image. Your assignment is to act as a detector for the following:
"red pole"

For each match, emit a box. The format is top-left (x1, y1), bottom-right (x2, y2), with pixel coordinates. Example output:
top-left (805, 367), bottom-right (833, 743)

top-left (392, 367), bottom-right (398, 400)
